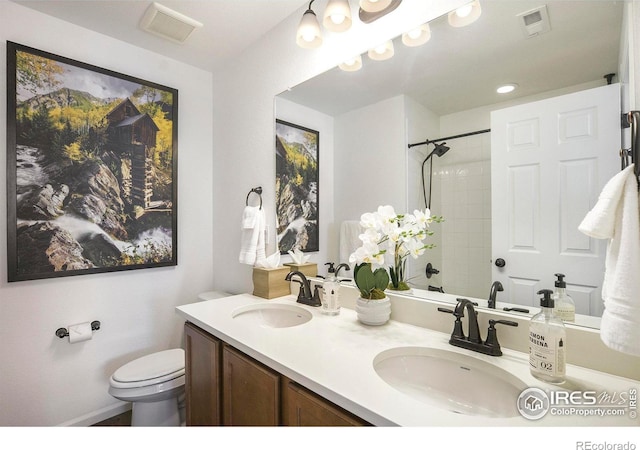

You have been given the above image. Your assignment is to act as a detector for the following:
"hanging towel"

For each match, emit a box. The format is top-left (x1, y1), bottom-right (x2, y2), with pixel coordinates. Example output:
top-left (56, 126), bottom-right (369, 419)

top-left (578, 164), bottom-right (640, 356)
top-left (239, 206), bottom-right (266, 265)
top-left (339, 220), bottom-right (365, 264)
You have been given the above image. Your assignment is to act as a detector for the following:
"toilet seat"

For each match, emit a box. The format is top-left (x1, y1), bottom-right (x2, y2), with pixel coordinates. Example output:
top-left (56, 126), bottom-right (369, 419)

top-left (110, 348), bottom-right (185, 389)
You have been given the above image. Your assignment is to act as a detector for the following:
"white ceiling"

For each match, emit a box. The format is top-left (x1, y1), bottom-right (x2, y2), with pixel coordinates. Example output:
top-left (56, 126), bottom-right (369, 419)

top-left (12, 0), bottom-right (624, 117)
top-left (11, 0), bottom-right (308, 73)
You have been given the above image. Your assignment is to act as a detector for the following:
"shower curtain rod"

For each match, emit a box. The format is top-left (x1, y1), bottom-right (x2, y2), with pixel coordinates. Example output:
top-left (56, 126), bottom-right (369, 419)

top-left (408, 128), bottom-right (491, 149)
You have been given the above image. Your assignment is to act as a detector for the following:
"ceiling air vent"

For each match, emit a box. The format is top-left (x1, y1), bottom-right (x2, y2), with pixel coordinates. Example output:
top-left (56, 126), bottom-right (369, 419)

top-left (517, 5), bottom-right (551, 38)
top-left (140, 2), bottom-right (203, 44)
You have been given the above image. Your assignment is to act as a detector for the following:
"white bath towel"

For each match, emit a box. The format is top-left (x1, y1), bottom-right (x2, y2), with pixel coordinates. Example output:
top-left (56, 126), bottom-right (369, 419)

top-left (340, 220), bottom-right (364, 264)
top-left (578, 164), bottom-right (640, 356)
top-left (239, 206), bottom-right (266, 265)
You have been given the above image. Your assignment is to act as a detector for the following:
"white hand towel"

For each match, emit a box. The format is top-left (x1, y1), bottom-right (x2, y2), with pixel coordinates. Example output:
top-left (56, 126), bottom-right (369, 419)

top-left (239, 206), bottom-right (266, 265)
top-left (579, 164), bottom-right (640, 356)
top-left (339, 220), bottom-right (364, 264)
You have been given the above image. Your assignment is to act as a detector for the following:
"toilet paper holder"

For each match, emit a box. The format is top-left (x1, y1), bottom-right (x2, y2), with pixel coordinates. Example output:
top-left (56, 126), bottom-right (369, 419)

top-left (55, 321), bottom-right (101, 339)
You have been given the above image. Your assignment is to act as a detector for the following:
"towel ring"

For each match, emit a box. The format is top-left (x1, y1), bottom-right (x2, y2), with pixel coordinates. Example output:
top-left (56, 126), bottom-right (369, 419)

top-left (246, 186), bottom-right (263, 209)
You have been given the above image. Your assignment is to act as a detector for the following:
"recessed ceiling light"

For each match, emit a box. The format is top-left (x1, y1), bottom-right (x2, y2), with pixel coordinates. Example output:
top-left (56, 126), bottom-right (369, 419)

top-left (497, 83), bottom-right (518, 94)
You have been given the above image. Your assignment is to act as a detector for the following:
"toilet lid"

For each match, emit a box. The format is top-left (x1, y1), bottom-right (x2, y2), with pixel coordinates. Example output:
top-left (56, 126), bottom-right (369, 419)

top-left (113, 348), bottom-right (185, 383)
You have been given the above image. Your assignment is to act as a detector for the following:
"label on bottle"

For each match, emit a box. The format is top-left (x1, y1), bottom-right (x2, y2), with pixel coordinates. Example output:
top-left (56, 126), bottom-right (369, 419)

top-left (529, 331), bottom-right (566, 377)
top-left (554, 306), bottom-right (575, 322)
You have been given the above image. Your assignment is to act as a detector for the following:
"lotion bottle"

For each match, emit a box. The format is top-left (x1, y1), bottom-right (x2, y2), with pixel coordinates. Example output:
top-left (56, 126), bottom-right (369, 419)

top-left (322, 263), bottom-right (340, 316)
top-left (529, 289), bottom-right (566, 384)
top-left (552, 273), bottom-right (575, 322)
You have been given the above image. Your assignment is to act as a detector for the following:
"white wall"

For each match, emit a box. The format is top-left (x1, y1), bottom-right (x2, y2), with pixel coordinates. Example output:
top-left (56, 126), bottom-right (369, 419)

top-left (0, 2), bottom-right (214, 425)
top-left (274, 97), bottom-right (335, 272)
top-left (334, 95), bottom-right (406, 224)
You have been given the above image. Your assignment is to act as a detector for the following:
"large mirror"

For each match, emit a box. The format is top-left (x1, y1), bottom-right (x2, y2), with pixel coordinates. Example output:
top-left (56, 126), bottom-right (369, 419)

top-left (276, 0), bottom-right (629, 329)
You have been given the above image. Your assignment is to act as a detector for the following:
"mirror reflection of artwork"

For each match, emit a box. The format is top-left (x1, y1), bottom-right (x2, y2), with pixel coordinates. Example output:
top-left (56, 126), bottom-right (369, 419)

top-left (6, 42), bottom-right (178, 282)
top-left (275, 120), bottom-right (319, 254)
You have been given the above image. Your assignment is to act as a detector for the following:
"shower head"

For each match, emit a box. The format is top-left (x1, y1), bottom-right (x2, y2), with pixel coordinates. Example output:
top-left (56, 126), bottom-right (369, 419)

top-left (433, 142), bottom-right (450, 157)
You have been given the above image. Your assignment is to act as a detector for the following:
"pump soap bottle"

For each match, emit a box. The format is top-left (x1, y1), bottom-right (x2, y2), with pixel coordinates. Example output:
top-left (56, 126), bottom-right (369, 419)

top-left (529, 289), bottom-right (566, 384)
top-left (322, 263), bottom-right (340, 316)
top-left (552, 273), bottom-right (575, 322)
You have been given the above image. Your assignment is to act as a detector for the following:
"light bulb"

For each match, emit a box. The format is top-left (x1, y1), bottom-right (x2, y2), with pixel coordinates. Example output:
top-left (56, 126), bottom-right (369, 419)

top-left (375, 44), bottom-right (386, 54)
top-left (402, 23), bottom-right (430, 47)
top-left (456, 4), bottom-right (473, 18)
top-left (323, 0), bottom-right (352, 32)
top-left (331, 14), bottom-right (345, 25)
top-left (408, 28), bottom-right (423, 39)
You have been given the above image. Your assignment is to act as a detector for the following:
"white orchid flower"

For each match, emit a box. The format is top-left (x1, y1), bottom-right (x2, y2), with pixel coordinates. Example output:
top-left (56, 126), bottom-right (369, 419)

top-left (360, 212), bottom-right (378, 229)
top-left (414, 209), bottom-right (432, 227)
top-left (377, 205), bottom-right (397, 225)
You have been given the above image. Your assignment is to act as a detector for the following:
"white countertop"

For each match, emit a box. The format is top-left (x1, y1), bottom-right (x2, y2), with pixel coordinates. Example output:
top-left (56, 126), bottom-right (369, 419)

top-left (176, 293), bottom-right (639, 427)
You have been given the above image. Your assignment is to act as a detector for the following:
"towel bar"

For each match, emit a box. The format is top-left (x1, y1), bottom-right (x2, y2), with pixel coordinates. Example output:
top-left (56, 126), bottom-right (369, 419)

top-left (246, 186), bottom-right (263, 209)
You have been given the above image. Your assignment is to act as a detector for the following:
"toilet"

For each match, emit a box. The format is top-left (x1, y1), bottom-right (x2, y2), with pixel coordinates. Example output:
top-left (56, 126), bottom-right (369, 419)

top-left (108, 292), bottom-right (229, 426)
top-left (108, 348), bottom-right (185, 426)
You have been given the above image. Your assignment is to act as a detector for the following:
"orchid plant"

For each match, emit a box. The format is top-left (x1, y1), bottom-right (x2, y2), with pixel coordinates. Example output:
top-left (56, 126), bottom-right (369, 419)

top-left (349, 205), bottom-right (442, 294)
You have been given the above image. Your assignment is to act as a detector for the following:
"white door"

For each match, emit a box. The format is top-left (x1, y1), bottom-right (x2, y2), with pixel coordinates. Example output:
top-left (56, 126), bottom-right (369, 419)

top-left (491, 83), bottom-right (621, 315)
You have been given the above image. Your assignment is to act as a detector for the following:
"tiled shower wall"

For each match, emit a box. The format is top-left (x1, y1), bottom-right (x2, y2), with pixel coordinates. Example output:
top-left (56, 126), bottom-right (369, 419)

top-left (408, 133), bottom-right (492, 299)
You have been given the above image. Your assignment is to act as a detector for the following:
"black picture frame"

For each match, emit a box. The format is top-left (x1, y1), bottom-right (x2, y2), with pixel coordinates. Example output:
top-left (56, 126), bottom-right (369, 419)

top-left (275, 119), bottom-right (319, 254)
top-left (6, 41), bottom-right (178, 282)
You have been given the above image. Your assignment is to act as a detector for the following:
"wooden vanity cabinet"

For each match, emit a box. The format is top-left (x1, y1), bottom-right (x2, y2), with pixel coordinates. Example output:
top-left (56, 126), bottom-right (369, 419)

top-left (222, 344), bottom-right (280, 425)
top-left (184, 322), bottom-right (369, 426)
top-left (184, 322), bottom-right (221, 426)
top-left (282, 379), bottom-right (369, 426)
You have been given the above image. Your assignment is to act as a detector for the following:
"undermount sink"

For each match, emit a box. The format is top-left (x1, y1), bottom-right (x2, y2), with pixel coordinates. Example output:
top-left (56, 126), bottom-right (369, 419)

top-left (373, 347), bottom-right (528, 418)
top-left (231, 303), bottom-right (312, 328)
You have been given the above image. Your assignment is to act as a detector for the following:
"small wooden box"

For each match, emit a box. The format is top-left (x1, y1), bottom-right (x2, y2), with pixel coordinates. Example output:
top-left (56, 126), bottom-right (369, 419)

top-left (252, 266), bottom-right (291, 299)
top-left (284, 262), bottom-right (318, 278)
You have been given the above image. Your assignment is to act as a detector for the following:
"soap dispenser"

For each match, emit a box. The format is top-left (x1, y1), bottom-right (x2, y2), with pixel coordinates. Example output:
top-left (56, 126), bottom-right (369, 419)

top-left (529, 289), bottom-right (566, 384)
top-left (322, 263), bottom-right (340, 316)
top-left (552, 273), bottom-right (575, 322)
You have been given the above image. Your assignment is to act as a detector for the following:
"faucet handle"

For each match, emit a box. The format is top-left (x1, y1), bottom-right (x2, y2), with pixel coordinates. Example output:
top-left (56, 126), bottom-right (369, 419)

top-left (484, 319), bottom-right (519, 356)
top-left (438, 307), bottom-right (465, 340)
top-left (490, 319), bottom-right (518, 328)
top-left (313, 284), bottom-right (322, 304)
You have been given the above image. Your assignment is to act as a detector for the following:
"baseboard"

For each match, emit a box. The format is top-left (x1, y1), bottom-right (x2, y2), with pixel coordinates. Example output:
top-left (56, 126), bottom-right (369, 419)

top-left (57, 401), bottom-right (131, 427)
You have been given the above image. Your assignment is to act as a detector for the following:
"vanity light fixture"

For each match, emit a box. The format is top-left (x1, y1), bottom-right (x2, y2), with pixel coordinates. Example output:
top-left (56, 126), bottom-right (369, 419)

top-left (368, 40), bottom-right (394, 61)
top-left (323, 0), bottom-right (352, 32)
top-left (297, 0), bottom-right (323, 48)
top-left (448, 0), bottom-right (482, 27)
top-left (359, 0), bottom-right (393, 13)
top-left (339, 55), bottom-right (363, 71)
top-left (402, 23), bottom-right (431, 47)
top-left (497, 83), bottom-right (518, 94)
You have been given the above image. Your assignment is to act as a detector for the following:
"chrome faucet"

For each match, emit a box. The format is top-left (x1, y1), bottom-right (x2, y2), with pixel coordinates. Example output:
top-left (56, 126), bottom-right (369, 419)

top-left (285, 271), bottom-right (321, 307)
top-left (438, 298), bottom-right (518, 356)
top-left (488, 281), bottom-right (504, 309)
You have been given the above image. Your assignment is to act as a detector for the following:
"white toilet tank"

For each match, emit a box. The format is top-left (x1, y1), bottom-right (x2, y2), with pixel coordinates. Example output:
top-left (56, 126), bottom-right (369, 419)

top-left (197, 291), bottom-right (230, 301)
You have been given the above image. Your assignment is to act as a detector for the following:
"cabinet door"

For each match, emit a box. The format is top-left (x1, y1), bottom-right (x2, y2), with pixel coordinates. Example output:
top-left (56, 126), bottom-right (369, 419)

top-left (222, 344), bottom-right (280, 426)
top-left (283, 378), bottom-right (368, 426)
top-left (184, 322), bottom-right (221, 426)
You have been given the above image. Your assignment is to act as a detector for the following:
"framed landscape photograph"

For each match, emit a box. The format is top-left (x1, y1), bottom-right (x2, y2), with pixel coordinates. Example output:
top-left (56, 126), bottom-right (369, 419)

top-left (275, 119), bottom-right (319, 254)
top-left (6, 42), bottom-right (178, 282)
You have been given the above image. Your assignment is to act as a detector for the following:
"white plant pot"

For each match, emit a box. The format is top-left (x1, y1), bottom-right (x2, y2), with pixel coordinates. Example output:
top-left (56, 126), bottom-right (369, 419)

top-left (355, 296), bottom-right (391, 326)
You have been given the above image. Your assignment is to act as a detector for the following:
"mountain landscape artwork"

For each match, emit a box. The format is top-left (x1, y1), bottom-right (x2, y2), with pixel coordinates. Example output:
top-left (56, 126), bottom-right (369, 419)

top-left (275, 119), bottom-right (319, 254)
top-left (6, 42), bottom-right (178, 281)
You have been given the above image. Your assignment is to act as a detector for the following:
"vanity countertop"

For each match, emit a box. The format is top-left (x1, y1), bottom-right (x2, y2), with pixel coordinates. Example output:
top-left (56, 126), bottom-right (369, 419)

top-left (176, 294), bottom-right (639, 427)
